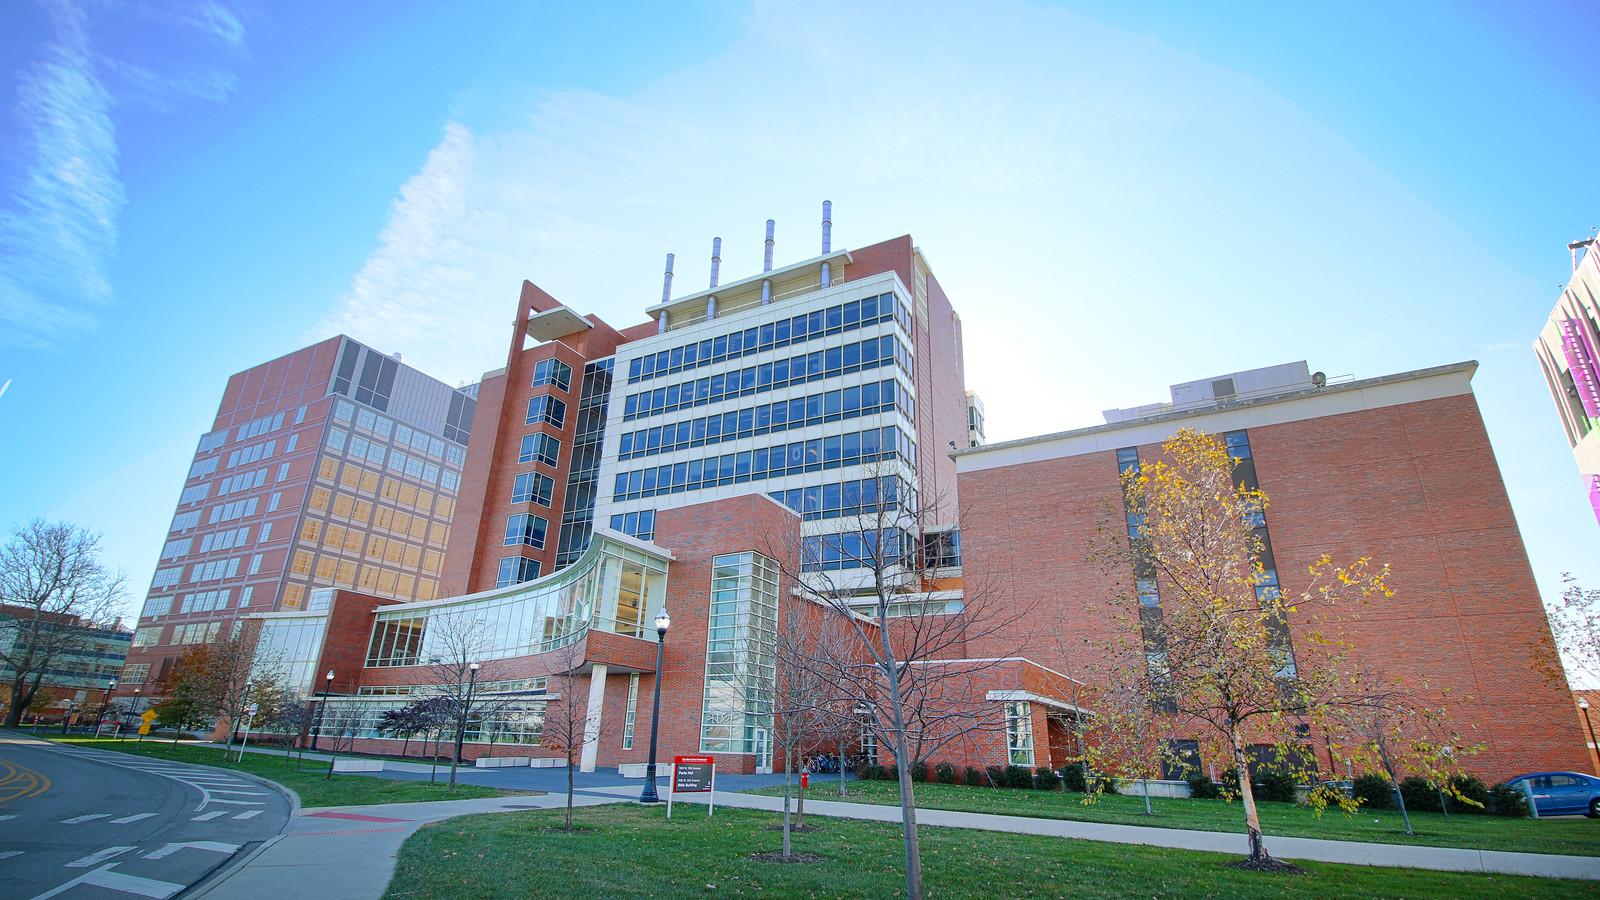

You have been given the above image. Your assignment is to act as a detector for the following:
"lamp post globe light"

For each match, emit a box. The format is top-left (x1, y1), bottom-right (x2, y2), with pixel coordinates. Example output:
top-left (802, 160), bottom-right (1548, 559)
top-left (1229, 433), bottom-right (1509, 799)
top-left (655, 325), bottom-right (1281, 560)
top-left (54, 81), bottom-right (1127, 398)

top-left (98, 678), bottom-right (117, 735)
top-left (453, 662), bottom-right (481, 773)
top-left (640, 608), bottom-right (671, 804)
top-left (312, 669), bottom-right (334, 751)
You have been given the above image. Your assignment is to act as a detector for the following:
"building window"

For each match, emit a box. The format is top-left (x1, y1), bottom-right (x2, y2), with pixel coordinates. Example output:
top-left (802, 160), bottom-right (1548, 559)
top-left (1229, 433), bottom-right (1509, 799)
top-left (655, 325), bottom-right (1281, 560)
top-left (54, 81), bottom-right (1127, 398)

top-left (699, 553), bottom-right (779, 755)
top-left (861, 725), bottom-right (878, 763)
top-left (532, 358), bottom-right (573, 392)
top-left (1005, 701), bottom-right (1035, 766)
top-left (1160, 739), bottom-right (1203, 780)
top-left (496, 556), bottom-right (542, 587)
top-left (622, 673), bottom-right (640, 749)
top-left (526, 395), bottom-right (567, 429)
top-left (503, 514), bottom-right (549, 549)
top-left (518, 433), bottom-right (560, 467)
top-left (120, 663), bottom-right (151, 685)
top-left (607, 509), bottom-right (656, 541)
top-left (512, 472), bottom-right (555, 506)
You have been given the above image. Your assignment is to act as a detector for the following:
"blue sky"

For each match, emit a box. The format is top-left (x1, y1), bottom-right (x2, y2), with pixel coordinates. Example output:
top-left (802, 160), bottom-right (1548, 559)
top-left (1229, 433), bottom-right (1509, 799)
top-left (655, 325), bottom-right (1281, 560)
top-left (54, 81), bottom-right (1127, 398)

top-left (1, 0), bottom-right (1597, 624)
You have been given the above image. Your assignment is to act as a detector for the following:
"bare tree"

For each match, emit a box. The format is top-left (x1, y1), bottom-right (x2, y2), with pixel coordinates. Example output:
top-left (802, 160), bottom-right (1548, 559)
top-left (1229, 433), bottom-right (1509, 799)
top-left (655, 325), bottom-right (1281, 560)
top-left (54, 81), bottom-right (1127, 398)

top-left (0, 520), bottom-right (126, 726)
top-left (538, 643), bottom-right (590, 831)
top-left (1541, 575), bottom-right (1600, 690)
top-left (420, 611), bottom-right (499, 789)
top-left (771, 598), bottom-right (843, 857)
top-left (765, 465), bottom-right (1031, 900)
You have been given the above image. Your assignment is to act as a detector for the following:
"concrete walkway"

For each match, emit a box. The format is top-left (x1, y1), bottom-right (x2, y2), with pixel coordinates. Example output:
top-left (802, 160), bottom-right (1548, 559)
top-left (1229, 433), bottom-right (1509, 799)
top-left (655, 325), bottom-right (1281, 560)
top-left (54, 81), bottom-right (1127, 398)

top-left (196, 791), bottom-right (622, 899)
top-left (584, 787), bottom-right (1600, 882)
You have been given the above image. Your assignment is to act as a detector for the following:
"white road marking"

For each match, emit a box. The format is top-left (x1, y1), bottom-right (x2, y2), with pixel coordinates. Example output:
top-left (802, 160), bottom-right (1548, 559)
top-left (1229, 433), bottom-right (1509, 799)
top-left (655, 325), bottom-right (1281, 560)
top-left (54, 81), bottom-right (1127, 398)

top-left (142, 840), bottom-right (238, 860)
top-left (61, 813), bottom-right (109, 824)
top-left (208, 789), bottom-right (267, 795)
top-left (0, 849), bottom-right (23, 859)
top-left (191, 811), bottom-right (226, 821)
top-left (232, 810), bottom-right (262, 820)
top-left (110, 813), bottom-right (158, 824)
top-left (66, 845), bottom-right (135, 867)
top-left (204, 798), bottom-right (261, 805)
top-left (79, 867), bottom-right (185, 898)
top-left (0, 814), bottom-right (16, 822)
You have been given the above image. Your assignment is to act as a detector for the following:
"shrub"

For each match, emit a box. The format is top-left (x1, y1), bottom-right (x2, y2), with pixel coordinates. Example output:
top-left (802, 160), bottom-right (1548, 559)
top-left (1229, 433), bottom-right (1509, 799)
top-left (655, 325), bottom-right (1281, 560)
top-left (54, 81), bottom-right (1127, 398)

top-left (886, 763), bottom-right (899, 783)
top-left (1005, 765), bottom-right (1035, 789)
top-left (985, 765), bottom-right (1008, 788)
top-left (1186, 772), bottom-right (1221, 799)
top-left (1034, 767), bottom-right (1061, 790)
top-left (1399, 776), bottom-right (1442, 813)
top-left (854, 759), bottom-right (873, 780)
top-left (964, 766), bottom-right (985, 787)
top-left (1488, 781), bottom-right (1530, 818)
top-left (1219, 767), bottom-right (1242, 797)
top-left (1254, 769), bottom-right (1298, 803)
top-left (935, 762), bottom-right (958, 784)
top-left (1062, 763), bottom-right (1087, 793)
top-left (1091, 773), bottom-right (1120, 796)
top-left (1447, 773), bottom-right (1489, 814)
top-left (910, 760), bottom-right (930, 783)
top-left (1353, 773), bottom-right (1394, 809)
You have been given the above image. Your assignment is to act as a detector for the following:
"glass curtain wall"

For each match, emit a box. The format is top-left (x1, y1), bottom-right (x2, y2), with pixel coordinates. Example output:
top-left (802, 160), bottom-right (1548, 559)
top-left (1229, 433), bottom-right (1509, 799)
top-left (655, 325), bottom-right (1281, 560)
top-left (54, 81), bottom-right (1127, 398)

top-left (699, 552), bottom-right (779, 755)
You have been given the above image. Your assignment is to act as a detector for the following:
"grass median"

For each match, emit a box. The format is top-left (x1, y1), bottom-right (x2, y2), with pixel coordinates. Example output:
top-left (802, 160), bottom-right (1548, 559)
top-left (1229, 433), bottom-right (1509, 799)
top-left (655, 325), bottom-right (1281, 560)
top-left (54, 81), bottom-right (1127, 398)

top-left (383, 803), bottom-right (1595, 899)
top-left (748, 779), bottom-right (1600, 858)
top-left (56, 737), bottom-right (512, 808)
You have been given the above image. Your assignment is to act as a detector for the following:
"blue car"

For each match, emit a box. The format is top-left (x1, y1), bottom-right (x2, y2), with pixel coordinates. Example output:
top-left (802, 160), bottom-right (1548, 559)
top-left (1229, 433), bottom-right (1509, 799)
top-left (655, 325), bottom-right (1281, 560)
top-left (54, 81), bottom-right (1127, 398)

top-left (1504, 771), bottom-right (1600, 818)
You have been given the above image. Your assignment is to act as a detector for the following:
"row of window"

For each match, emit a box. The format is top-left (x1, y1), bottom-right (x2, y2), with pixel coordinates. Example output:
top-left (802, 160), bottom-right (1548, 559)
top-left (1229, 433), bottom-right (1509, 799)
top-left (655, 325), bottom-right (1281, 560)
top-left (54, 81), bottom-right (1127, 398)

top-left (607, 509), bottom-right (656, 541)
top-left (198, 525), bottom-right (251, 554)
top-left (208, 496), bottom-right (260, 525)
top-left (627, 292), bottom-right (911, 384)
top-left (190, 557), bottom-right (241, 583)
top-left (611, 425), bottom-right (915, 502)
top-left (327, 429), bottom-right (456, 489)
top-left (800, 527), bottom-right (912, 572)
top-left (332, 398), bottom-right (469, 464)
top-left (621, 334), bottom-right (912, 422)
top-left (532, 358), bottom-right (573, 392)
top-left (617, 378), bottom-right (914, 461)
top-left (179, 587), bottom-right (236, 613)
top-left (504, 513), bottom-right (550, 549)
top-left (554, 360), bottom-right (614, 567)
top-left (226, 439), bottom-right (276, 471)
top-left (766, 476), bottom-right (906, 521)
top-left (495, 556), bottom-right (543, 588)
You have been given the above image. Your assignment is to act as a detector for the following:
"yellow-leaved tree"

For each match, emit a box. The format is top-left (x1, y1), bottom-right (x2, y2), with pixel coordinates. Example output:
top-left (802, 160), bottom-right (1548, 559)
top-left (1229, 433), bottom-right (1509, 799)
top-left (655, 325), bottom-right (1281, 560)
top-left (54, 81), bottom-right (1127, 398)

top-left (1095, 428), bottom-right (1395, 868)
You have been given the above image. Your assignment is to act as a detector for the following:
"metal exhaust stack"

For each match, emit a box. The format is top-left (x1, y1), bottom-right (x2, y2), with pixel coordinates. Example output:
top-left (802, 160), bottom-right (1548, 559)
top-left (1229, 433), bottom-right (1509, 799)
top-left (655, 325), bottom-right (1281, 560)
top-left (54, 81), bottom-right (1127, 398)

top-left (706, 237), bottom-right (721, 320)
top-left (657, 253), bottom-right (675, 333)
top-left (761, 219), bottom-right (775, 304)
top-left (820, 200), bottom-right (832, 287)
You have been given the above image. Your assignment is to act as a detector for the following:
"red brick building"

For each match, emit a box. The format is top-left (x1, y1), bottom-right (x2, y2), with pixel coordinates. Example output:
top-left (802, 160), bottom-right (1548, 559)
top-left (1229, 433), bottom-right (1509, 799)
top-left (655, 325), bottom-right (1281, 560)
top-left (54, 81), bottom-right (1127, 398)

top-left (219, 215), bottom-right (1584, 784)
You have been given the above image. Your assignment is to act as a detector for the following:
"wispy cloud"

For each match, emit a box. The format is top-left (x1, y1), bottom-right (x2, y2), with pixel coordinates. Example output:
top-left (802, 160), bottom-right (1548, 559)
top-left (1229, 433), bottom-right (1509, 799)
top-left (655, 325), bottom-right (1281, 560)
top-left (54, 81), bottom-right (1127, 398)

top-left (0, 0), bottom-right (246, 349)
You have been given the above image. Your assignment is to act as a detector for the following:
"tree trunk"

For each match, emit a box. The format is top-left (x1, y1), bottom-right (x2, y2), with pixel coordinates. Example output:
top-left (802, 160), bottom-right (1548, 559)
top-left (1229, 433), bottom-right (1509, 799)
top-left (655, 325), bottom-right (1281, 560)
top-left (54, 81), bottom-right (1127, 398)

top-left (839, 733), bottom-right (849, 797)
top-left (797, 766), bottom-right (806, 828)
top-left (782, 746), bottom-right (794, 858)
top-left (1230, 733), bottom-right (1269, 863)
top-left (886, 674), bottom-right (924, 900)
top-left (1143, 778), bottom-right (1153, 816)
top-left (1391, 781), bottom-right (1414, 835)
top-left (565, 750), bottom-right (574, 832)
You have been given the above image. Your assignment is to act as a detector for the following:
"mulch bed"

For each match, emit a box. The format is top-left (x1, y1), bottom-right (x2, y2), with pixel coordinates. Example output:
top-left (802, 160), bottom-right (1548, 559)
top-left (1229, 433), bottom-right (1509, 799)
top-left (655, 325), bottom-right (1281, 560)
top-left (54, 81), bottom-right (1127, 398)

top-left (748, 851), bottom-right (827, 864)
top-left (1225, 856), bottom-right (1305, 874)
top-left (762, 823), bottom-right (821, 832)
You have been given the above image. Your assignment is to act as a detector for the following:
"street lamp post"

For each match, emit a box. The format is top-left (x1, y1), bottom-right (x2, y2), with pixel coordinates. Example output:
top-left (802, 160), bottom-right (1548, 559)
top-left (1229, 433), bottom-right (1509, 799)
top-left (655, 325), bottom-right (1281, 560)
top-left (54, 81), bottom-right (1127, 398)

top-left (639, 609), bottom-right (671, 803)
top-left (312, 670), bottom-right (334, 750)
top-left (452, 662), bottom-right (481, 783)
top-left (1581, 698), bottom-right (1599, 776)
top-left (97, 678), bottom-right (117, 736)
top-left (320, 670), bottom-right (338, 780)
top-left (134, 688), bottom-right (145, 742)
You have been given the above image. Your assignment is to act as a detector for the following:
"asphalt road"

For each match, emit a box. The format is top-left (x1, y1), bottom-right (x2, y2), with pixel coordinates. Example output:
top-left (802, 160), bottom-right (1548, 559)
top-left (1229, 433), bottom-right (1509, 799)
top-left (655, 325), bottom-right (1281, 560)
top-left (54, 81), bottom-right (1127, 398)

top-left (0, 732), bottom-right (292, 899)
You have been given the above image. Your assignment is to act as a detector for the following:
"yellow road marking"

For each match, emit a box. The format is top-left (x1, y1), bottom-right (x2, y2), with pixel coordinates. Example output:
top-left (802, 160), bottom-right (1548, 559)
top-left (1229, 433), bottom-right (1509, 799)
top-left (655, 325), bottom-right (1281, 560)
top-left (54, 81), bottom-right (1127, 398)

top-left (0, 755), bottom-right (52, 805)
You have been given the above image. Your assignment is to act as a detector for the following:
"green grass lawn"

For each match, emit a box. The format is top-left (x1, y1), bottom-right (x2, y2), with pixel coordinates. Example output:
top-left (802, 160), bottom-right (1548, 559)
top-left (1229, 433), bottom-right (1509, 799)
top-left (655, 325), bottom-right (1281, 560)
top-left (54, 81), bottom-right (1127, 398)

top-left (750, 779), bottom-right (1600, 858)
top-left (56, 737), bottom-right (511, 808)
top-left (383, 803), bottom-right (1596, 899)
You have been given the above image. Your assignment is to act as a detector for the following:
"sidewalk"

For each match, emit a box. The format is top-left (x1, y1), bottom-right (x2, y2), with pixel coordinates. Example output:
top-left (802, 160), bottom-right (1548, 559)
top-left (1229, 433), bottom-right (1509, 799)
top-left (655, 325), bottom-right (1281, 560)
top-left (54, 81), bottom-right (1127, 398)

top-left (581, 786), bottom-right (1600, 882)
top-left (196, 791), bottom-right (625, 899)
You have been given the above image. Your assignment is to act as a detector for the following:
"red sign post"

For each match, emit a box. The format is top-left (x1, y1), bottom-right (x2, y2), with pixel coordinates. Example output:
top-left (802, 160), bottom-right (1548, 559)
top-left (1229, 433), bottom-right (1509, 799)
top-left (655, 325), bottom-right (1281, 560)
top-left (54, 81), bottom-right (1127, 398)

top-left (667, 754), bottom-right (716, 819)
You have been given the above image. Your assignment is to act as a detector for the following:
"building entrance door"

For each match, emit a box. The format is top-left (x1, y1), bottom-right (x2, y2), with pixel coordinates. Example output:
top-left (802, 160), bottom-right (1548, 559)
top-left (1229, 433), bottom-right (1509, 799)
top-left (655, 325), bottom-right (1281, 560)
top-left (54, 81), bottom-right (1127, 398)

top-left (754, 727), bottom-right (772, 774)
